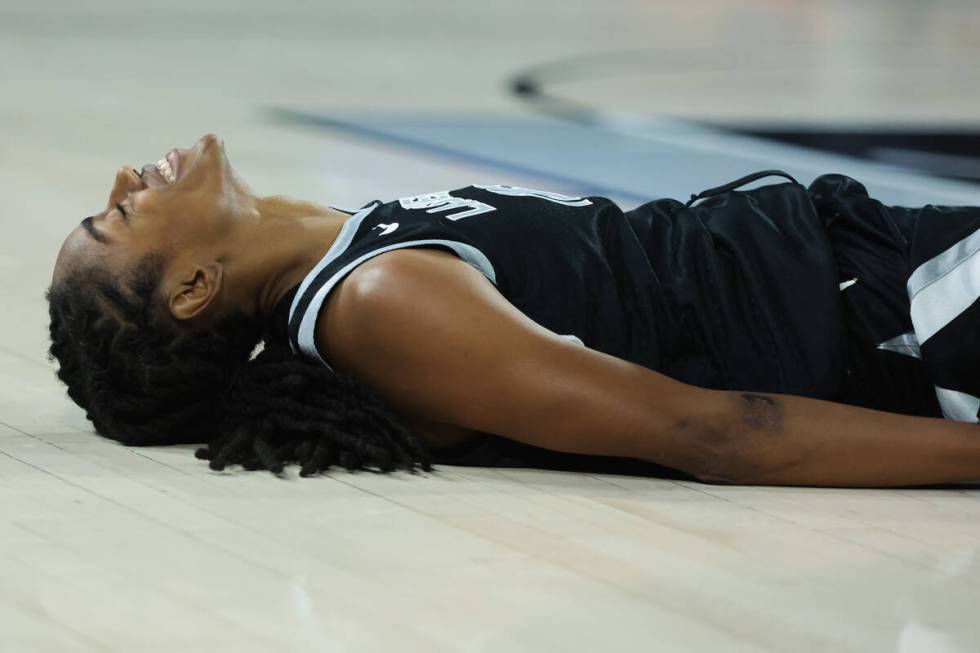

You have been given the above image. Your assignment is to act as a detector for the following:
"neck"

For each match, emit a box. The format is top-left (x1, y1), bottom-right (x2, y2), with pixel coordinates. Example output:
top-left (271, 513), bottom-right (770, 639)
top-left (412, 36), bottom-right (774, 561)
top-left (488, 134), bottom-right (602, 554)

top-left (227, 194), bottom-right (352, 328)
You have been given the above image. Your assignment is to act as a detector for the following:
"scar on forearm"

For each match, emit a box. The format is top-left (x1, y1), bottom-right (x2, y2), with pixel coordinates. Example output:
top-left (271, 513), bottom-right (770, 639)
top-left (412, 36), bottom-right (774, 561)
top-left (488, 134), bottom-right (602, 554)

top-left (739, 393), bottom-right (784, 432)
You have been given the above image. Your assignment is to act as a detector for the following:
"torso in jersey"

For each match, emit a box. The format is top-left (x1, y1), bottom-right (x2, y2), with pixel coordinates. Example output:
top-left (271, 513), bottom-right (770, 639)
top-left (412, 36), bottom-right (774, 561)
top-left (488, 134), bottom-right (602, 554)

top-left (279, 180), bottom-right (844, 403)
top-left (283, 184), bottom-right (670, 375)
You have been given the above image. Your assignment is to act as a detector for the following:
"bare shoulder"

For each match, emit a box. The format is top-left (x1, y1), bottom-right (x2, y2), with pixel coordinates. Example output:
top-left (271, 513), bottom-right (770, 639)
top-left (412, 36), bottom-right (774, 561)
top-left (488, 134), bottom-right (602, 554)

top-left (315, 247), bottom-right (729, 475)
top-left (318, 248), bottom-right (502, 448)
top-left (315, 246), bottom-right (558, 418)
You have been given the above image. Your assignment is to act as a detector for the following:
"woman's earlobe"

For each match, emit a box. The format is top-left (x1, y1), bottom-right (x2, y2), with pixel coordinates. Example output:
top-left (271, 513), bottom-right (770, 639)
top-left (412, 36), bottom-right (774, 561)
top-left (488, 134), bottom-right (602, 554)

top-left (169, 263), bottom-right (223, 321)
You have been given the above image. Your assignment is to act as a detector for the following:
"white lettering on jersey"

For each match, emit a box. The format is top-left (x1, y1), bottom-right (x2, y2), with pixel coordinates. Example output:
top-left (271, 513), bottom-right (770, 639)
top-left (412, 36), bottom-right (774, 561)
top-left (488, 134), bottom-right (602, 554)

top-left (399, 191), bottom-right (495, 221)
top-left (474, 184), bottom-right (593, 207)
top-left (372, 222), bottom-right (400, 236)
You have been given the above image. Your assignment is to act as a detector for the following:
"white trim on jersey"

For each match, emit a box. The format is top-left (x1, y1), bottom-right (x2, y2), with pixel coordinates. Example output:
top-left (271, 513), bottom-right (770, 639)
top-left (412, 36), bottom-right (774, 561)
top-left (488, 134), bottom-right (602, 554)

top-left (935, 387), bottom-right (980, 423)
top-left (329, 205), bottom-right (369, 214)
top-left (294, 239), bottom-right (498, 369)
top-left (473, 184), bottom-right (593, 207)
top-left (288, 203), bottom-right (380, 324)
top-left (876, 331), bottom-right (921, 360)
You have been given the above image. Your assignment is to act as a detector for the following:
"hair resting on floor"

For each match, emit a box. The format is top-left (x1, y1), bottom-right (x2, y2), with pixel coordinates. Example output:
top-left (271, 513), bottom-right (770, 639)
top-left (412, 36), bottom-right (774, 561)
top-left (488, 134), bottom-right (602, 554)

top-left (46, 255), bottom-right (432, 476)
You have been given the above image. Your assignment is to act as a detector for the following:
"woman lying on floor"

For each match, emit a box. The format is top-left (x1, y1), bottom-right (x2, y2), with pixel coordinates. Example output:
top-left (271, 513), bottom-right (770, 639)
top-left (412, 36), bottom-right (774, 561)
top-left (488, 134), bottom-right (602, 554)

top-left (47, 133), bottom-right (980, 487)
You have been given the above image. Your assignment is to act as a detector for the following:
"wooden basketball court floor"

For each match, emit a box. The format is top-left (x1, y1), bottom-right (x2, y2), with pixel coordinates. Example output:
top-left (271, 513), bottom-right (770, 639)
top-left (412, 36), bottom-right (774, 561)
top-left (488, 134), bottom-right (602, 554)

top-left (1, 1), bottom-right (979, 651)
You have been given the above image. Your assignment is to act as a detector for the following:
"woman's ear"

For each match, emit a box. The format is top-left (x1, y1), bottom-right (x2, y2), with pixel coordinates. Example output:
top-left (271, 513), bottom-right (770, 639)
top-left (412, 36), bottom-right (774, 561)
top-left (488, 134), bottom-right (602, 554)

top-left (168, 262), bottom-right (224, 321)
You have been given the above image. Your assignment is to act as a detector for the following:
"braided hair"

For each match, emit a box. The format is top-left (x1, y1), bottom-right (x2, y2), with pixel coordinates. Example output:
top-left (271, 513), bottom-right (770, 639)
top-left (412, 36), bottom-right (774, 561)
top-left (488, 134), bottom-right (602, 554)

top-left (46, 254), bottom-right (432, 476)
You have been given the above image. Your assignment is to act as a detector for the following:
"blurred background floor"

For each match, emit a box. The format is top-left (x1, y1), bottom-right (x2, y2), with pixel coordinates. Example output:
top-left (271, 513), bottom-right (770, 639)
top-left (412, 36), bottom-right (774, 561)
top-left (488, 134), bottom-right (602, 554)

top-left (1, 1), bottom-right (979, 651)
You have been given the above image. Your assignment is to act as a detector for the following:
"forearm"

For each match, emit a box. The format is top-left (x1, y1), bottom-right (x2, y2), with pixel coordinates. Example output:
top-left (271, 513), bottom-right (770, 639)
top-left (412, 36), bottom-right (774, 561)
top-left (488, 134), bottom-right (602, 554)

top-left (715, 391), bottom-right (980, 487)
top-left (515, 347), bottom-right (980, 488)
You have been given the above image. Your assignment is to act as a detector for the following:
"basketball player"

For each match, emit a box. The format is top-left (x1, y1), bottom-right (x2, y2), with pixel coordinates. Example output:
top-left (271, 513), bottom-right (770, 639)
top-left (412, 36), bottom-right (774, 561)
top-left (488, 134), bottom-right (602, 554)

top-left (47, 134), bottom-right (980, 486)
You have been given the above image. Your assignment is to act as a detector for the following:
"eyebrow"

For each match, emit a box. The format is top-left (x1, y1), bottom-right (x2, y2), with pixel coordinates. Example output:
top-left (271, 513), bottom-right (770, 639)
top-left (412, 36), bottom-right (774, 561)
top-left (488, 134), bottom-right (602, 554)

top-left (80, 216), bottom-right (108, 244)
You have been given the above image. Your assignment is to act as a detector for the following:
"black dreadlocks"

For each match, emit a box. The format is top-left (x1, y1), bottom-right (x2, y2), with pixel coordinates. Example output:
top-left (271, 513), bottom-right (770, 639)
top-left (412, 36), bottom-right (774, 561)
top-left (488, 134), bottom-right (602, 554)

top-left (46, 254), bottom-right (432, 476)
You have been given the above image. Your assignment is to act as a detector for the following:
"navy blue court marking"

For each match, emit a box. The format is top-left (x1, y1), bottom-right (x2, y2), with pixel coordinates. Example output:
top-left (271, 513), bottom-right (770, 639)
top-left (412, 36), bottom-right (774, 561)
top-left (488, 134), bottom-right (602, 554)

top-left (269, 108), bottom-right (652, 204)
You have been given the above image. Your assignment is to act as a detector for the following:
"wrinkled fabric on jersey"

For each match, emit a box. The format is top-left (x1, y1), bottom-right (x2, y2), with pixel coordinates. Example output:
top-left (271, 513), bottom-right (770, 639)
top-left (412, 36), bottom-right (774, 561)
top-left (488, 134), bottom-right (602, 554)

top-left (285, 180), bottom-right (844, 396)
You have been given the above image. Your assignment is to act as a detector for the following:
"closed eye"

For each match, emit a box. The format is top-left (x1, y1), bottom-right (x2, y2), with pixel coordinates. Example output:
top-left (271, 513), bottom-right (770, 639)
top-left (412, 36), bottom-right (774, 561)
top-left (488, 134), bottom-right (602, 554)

top-left (80, 216), bottom-right (108, 244)
top-left (116, 202), bottom-right (129, 220)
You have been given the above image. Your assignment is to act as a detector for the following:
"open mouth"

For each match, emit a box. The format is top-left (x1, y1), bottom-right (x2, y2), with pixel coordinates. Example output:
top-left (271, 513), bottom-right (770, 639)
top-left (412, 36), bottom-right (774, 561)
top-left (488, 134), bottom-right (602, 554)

top-left (154, 149), bottom-right (179, 184)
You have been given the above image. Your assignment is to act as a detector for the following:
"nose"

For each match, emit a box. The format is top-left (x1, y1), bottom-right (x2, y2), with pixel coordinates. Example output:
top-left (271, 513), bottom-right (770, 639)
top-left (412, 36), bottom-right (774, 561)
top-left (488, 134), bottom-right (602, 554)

top-left (106, 166), bottom-right (143, 210)
top-left (197, 132), bottom-right (221, 148)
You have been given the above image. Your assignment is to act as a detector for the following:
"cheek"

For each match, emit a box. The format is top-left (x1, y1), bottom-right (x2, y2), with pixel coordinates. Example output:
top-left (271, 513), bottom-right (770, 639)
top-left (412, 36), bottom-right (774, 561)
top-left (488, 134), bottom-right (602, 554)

top-left (147, 212), bottom-right (227, 254)
top-left (143, 183), bottom-right (241, 248)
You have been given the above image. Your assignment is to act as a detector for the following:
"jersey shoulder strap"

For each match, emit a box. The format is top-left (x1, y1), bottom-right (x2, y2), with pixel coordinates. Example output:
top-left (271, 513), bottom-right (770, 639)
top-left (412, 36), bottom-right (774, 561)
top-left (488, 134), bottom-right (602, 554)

top-left (285, 198), bottom-right (497, 368)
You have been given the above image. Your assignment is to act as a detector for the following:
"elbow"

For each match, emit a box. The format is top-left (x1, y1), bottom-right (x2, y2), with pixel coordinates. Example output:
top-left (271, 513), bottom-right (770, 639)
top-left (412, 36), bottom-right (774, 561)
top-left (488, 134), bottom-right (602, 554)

top-left (688, 392), bottom-right (800, 485)
top-left (691, 459), bottom-right (759, 486)
top-left (677, 393), bottom-right (776, 485)
top-left (686, 436), bottom-right (761, 485)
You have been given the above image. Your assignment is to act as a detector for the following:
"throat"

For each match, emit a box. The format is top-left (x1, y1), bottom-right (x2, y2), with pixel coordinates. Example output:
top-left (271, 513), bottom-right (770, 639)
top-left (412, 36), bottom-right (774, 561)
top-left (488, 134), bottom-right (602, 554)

top-left (251, 208), bottom-right (351, 328)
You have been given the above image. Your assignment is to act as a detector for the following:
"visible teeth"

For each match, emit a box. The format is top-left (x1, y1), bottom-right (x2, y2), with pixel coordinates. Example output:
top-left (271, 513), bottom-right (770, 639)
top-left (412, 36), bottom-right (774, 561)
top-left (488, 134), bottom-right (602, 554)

top-left (156, 157), bottom-right (175, 183)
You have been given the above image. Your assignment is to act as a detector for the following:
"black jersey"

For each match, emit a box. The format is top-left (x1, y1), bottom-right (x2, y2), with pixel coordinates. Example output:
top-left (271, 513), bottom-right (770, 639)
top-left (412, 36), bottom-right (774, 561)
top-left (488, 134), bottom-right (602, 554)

top-left (286, 185), bottom-right (671, 370)
top-left (285, 179), bottom-right (844, 398)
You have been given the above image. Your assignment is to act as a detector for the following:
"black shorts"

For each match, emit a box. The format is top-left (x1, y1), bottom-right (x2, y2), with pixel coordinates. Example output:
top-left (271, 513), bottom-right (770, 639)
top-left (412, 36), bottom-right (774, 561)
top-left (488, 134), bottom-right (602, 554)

top-left (627, 171), bottom-right (975, 419)
top-left (811, 174), bottom-right (980, 420)
top-left (809, 174), bottom-right (940, 416)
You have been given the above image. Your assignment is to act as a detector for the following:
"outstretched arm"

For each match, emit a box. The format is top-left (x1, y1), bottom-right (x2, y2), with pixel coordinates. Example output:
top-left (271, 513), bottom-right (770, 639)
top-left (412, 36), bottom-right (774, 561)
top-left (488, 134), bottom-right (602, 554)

top-left (719, 391), bottom-right (980, 486)
top-left (319, 248), bottom-right (980, 487)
